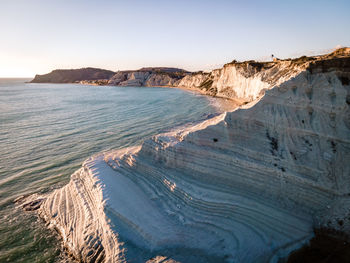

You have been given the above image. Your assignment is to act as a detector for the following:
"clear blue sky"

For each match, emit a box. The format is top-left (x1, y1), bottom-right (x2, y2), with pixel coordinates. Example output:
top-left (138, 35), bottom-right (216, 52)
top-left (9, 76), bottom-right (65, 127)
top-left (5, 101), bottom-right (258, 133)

top-left (0, 0), bottom-right (349, 77)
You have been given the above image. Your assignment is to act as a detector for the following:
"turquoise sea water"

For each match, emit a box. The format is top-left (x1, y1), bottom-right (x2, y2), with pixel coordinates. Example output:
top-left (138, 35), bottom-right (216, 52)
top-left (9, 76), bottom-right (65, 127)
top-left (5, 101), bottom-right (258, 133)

top-left (0, 79), bottom-right (218, 262)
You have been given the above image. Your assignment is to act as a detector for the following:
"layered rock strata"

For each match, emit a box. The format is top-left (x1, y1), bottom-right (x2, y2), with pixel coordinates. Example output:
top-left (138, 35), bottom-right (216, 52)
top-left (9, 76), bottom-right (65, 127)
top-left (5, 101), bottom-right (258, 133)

top-left (107, 68), bottom-right (189, 87)
top-left (24, 49), bottom-right (350, 262)
top-left (178, 48), bottom-right (350, 102)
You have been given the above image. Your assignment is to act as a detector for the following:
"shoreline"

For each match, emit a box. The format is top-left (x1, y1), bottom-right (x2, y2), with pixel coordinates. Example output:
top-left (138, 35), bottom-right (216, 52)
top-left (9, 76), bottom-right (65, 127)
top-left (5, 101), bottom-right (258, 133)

top-left (31, 79), bottom-right (241, 113)
top-left (77, 81), bottom-right (242, 113)
top-left (21, 49), bottom-right (350, 262)
top-left (173, 85), bottom-right (241, 112)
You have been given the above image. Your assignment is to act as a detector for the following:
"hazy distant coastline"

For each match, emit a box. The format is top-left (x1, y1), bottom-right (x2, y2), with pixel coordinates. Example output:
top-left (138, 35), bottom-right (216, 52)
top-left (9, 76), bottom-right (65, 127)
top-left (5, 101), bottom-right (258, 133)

top-left (31, 47), bottom-right (350, 103)
top-left (30, 67), bottom-right (190, 87)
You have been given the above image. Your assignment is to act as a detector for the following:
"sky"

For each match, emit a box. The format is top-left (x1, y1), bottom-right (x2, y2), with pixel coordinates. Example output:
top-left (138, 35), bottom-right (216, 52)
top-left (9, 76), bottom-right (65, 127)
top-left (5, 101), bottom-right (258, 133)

top-left (0, 0), bottom-right (349, 77)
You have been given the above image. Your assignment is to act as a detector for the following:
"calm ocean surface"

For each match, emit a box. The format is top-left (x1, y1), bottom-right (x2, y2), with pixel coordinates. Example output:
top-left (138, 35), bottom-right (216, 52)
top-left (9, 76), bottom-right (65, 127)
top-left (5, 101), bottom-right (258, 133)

top-left (0, 79), bottom-right (218, 262)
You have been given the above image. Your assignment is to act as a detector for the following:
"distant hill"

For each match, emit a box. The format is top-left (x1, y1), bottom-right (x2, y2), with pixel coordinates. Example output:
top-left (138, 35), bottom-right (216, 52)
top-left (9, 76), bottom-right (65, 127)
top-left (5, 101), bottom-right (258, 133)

top-left (31, 67), bottom-right (190, 86)
top-left (138, 67), bottom-right (189, 73)
top-left (30, 67), bottom-right (115, 83)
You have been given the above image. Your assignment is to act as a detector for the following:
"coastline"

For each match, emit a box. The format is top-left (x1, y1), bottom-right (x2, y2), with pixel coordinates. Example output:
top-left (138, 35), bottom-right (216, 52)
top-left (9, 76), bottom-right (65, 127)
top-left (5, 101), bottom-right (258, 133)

top-left (173, 85), bottom-right (241, 112)
top-left (77, 81), bottom-right (241, 113)
top-left (22, 49), bottom-right (350, 262)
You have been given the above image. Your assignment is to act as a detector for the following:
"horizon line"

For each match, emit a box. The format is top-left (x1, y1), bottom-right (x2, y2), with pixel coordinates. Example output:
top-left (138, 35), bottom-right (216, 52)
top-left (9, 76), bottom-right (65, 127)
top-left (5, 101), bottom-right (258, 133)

top-left (1, 45), bottom-right (347, 79)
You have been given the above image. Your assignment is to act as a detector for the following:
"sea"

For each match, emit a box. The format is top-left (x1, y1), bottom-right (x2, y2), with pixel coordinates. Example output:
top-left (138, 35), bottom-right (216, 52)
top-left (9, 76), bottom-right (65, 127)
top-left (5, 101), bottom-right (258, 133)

top-left (0, 78), bottom-right (219, 262)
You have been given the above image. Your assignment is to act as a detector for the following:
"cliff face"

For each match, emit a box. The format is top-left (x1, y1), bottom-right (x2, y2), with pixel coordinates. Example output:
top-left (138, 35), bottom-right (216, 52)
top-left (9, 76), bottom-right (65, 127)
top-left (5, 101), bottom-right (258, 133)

top-left (31, 67), bottom-right (189, 87)
top-left (177, 48), bottom-right (350, 102)
top-left (108, 67), bottom-right (189, 87)
top-left (30, 67), bottom-right (115, 83)
top-left (24, 49), bottom-right (350, 262)
top-left (177, 61), bottom-right (305, 102)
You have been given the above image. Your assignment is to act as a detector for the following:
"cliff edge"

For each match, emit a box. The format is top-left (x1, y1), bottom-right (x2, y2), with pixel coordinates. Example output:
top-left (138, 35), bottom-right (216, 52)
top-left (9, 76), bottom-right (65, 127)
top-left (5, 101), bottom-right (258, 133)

top-left (177, 47), bottom-right (350, 102)
top-left (108, 67), bottom-right (189, 87)
top-left (30, 67), bottom-right (189, 86)
top-left (23, 48), bottom-right (350, 263)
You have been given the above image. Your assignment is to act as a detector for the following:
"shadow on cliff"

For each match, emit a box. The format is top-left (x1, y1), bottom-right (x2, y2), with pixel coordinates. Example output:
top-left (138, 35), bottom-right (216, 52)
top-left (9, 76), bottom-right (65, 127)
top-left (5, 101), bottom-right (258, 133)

top-left (286, 228), bottom-right (350, 263)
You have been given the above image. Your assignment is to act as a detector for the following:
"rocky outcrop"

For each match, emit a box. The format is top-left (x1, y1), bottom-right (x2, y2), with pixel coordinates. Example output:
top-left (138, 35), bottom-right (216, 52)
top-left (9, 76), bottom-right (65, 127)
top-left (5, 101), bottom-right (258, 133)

top-left (178, 47), bottom-right (350, 102)
top-left (24, 48), bottom-right (350, 262)
top-left (177, 61), bottom-right (305, 101)
top-left (31, 67), bottom-right (189, 87)
top-left (79, 79), bottom-right (110, 86)
top-left (35, 166), bottom-right (125, 262)
top-left (177, 71), bottom-right (209, 89)
top-left (30, 67), bottom-right (115, 83)
top-left (108, 68), bottom-right (189, 87)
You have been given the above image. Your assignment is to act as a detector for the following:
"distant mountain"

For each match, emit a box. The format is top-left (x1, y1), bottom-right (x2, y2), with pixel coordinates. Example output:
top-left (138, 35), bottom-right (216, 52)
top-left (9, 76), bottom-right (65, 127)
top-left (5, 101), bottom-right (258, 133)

top-left (30, 67), bottom-right (115, 83)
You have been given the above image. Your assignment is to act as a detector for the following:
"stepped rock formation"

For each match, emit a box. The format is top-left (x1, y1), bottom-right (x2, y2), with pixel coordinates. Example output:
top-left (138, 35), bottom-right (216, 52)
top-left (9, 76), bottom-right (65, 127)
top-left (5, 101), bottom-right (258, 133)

top-left (24, 48), bottom-right (350, 262)
top-left (30, 67), bottom-right (115, 83)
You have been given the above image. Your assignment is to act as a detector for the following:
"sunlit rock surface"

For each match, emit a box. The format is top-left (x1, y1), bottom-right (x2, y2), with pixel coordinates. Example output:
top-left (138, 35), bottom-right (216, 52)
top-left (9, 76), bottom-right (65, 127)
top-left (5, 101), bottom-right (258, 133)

top-left (108, 68), bottom-right (189, 87)
top-left (25, 48), bottom-right (350, 262)
top-left (178, 48), bottom-right (350, 102)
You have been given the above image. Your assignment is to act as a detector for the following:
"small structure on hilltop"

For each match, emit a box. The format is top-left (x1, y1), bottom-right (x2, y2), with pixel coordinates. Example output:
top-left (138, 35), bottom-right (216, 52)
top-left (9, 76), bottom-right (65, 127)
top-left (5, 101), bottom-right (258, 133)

top-left (271, 54), bottom-right (280, 62)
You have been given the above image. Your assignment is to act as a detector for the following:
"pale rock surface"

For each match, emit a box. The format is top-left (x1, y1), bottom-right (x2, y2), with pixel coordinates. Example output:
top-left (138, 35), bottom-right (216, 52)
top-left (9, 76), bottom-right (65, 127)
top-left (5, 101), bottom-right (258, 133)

top-left (24, 49), bottom-right (350, 262)
top-left (144, 74), bottom-right (178, 87)
top-left (119, 72), bottom-right (151, 86)
top-left (177, 60), bottom-right (310, 102)
top-left (108, 68), bottom-right (188, 87)
top-left (37, 164), bottom-right (126, 262)
top-left (177, 72), bottom-right (209, 89)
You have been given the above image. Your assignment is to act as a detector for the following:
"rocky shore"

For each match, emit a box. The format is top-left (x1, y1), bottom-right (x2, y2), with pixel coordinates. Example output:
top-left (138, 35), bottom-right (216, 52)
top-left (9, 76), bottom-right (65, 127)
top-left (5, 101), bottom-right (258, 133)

top-left (24, 48), bottom-right (350, 262)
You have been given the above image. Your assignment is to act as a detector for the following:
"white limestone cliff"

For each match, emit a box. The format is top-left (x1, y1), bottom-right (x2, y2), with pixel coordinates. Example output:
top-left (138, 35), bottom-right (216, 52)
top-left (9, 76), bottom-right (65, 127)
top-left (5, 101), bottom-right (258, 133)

top-left (23, 49), bottom-right (350, 262)
top-left (177, 59), bottom-right (313, 102)
top-left (108, 68), bottom-right (188, 87)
